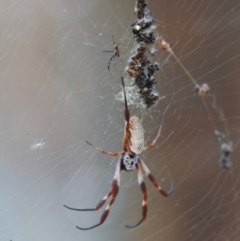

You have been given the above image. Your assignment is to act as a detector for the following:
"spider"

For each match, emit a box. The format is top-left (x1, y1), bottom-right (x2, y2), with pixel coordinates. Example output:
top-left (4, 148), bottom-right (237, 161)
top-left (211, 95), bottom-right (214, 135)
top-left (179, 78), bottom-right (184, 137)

top-left (63, 77), bottom-right (174, 230)
top-left (103, 35), bottom-right (120, 71)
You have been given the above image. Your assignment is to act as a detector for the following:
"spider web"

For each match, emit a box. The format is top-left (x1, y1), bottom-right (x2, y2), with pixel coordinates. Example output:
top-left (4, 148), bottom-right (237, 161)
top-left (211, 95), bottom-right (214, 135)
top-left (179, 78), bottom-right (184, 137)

top-left (1, 0), bottom-right (240, 241)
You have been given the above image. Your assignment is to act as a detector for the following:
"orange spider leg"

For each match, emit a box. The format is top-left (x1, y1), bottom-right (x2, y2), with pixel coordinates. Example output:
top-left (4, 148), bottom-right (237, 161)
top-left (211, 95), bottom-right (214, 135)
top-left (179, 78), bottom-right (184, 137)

top-left (139, 159), bottom-right (174, 197)
top-left (86, 141), bottom-right (122, 157)
top-left (144, 119), bottom-right (163, 151)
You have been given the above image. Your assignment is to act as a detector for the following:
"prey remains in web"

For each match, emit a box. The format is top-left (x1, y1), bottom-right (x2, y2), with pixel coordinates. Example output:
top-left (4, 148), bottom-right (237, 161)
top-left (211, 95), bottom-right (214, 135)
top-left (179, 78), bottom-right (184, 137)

top-left (126, 0), bottom-right (161, 108)
top-left (63, 77), bottom-right (174, 230)
top-left (214, 130), bottom-right (233, 169)
top-left (161, 39), bottom-right (234, 169)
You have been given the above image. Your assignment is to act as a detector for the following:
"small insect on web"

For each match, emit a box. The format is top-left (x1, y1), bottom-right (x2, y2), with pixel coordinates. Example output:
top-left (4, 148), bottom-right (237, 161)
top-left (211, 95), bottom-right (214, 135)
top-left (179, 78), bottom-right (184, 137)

top-left (63, 77), bottom-right (174, 230)
top-left (102, 35), bottom-right (120, 71)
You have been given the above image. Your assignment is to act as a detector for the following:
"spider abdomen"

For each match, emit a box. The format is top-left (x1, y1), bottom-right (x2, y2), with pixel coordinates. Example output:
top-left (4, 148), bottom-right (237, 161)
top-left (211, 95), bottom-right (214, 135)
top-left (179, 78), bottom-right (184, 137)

top-left (129, 116), bottom-right (144, 154)
top-left (121, 153), bottom-right (138, 171)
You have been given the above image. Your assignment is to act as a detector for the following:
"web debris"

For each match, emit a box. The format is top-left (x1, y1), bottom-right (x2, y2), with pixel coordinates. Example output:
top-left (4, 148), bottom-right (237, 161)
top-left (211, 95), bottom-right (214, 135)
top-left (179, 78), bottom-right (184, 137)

top-left (161, 39), bottom-right (234, 168)
top-left (30, 139), bottom-right (45, 151)
top-left (214, 130), bottom-right (233, 169)
top-left (125, 0), bottom-right (161, 108)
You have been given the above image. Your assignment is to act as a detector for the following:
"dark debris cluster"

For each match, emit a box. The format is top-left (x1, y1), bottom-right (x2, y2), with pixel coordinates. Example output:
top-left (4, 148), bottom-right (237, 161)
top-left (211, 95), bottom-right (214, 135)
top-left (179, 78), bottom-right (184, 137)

top-left (127, 0), bottom-right (160, 108)
top-left (214, 130), bottom-right (233, 169)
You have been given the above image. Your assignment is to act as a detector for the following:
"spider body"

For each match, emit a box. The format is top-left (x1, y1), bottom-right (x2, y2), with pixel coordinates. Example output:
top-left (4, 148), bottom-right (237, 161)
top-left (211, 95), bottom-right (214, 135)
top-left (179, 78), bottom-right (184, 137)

top-left (129, 116), bottom-right (144, 154)
top-left (103, 35), bottom-right (120, 71)
top-left (64, 77), bottom-right (174, 230)
top-left (120, 115), bottom-right (144, 171)
top-left (121, 152), bottom-right (138, 171)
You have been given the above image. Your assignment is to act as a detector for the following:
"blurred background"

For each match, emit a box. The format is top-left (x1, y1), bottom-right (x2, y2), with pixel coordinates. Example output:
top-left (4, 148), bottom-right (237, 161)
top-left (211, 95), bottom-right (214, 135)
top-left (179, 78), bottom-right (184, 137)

top-left (0, 0), bottom-right (240, 240)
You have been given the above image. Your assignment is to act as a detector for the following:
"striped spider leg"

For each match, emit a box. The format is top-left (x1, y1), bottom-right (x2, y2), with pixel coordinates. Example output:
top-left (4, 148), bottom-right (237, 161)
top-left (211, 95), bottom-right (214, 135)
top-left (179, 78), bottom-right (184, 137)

top-left (63, 77), bottom-right (174, 230)
top-left (103, 35), bottom-right (120, 71)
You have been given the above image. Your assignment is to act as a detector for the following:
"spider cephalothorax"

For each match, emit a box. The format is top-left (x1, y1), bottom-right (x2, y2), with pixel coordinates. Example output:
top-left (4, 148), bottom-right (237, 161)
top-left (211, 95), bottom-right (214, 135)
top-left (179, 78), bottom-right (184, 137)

top-left (64, 77), bottom-right (174, 230)
top-left (121, 152), bottom-right (138, 171)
